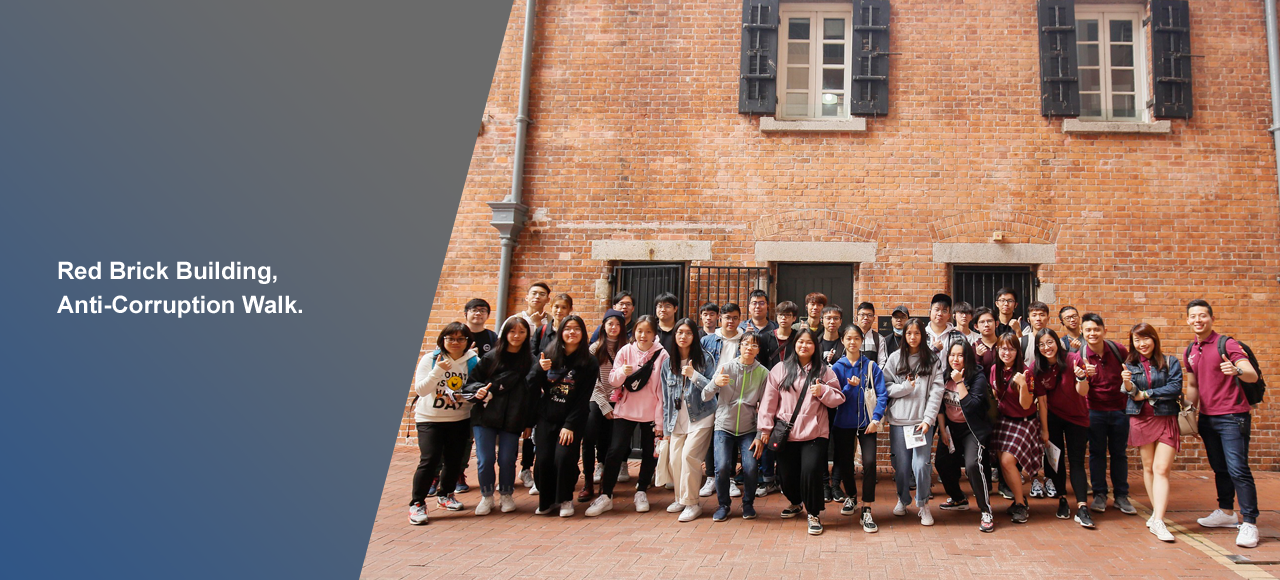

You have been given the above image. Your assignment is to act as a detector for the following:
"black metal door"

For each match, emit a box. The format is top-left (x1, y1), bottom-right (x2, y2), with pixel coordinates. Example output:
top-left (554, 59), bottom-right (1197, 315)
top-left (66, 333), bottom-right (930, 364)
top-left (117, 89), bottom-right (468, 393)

top-left (611, 262), bottom-right (686, 320)
top-left (952, 265), bottom-right (1036, 321)
top-left (687, 266), bottom-right (770, 314)
top-left (774, 263), bottom-right (855, 314)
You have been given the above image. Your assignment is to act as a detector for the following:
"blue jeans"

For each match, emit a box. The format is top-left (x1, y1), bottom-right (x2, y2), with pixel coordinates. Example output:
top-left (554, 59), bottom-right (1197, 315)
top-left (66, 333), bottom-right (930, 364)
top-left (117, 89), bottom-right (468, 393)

top-left (1200, 412), bottom-right (1260, 524)
top-left (714, 431), bottom-right (758, 507)
top-left (473, 425), bottom-right (520, 497)
top-left (889, 424), bottom-right (934, 506)
top-left (759, 445), bottom-right (776, 482)
top-left (1088, 409), bottom-right (1130, 498)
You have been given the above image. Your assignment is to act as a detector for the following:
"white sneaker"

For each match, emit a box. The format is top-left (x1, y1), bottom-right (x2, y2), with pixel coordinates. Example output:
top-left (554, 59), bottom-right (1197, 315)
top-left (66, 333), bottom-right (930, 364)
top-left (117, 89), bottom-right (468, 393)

top-left (584, 494), bottom-right (613, 517)
top-left (499, 494), bottom-right (516, 513)
top-left (559, 501), bottom-right (575, 518)
top-left (699, 477), bottom-right (716, 497)
top-left (679, 504), bottom-right (702, 522)
top-left (1198, 509), bottom-right (1242, 528)
top-left (919, 505), bottom-right (934, 526)
top-left (1150, 520), bottom-right (1175, 542)
top-left (529, 484), bottom-right (540, 496)
top-left (667, 501), bottom-right (684, 514)
top-left (1237, 523), bottom-right (1260, 548)
top-left (520, 469), bottom-right (535, 488)
top-left (1146, 515), bottom-right (1156, 528)
top-left (729, 481), bottom-right (742, 497)
top-left (893, 500), bottom-right (907, 516)
top-left (593, 464), bottom-right (604, 484)
top-left (475, 495), bottom-right (494, 516)
top-left (408, 502), bottom-right (428, 525)
top-left (618, 464), bottom-right (631, 483)
top-left (634, 491), bottom-right (650, 512)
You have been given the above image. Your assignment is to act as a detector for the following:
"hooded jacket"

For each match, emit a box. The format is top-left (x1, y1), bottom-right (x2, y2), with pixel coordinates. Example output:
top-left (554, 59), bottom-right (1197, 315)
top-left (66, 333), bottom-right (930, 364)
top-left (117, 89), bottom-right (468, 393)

top-left (701, 328), bottom-right (744, 368)
top-left (882, 349), bottom-right (947, 427)
top-left (529, 354), bottom-right (600, 433)
top-left (462, 349), bottom-right (535, 434)
top-left (607, 341), bottom-right (668, 424)
top-left (413, 349), bottom-right (481, 423)
top-left (657, 349), bottom-right (717, 434)
top-left (830, 354), bottom-right (888, 430)
top-left (757, 362), bottom-right (845, 442)
top-left (702, 358), bottom-right (769, 435)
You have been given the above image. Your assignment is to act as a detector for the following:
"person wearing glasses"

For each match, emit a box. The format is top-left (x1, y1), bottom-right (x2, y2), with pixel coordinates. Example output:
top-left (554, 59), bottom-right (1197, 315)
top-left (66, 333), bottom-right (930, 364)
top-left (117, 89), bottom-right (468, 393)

top-left (854, 302), bottom-right (888, 366)
top-left (1069, 313), bottom-right (1136, 517)
top-left (408, 323), bottom-right (481, 525)
top-left (1058, 306), bottom-right (1083, 354)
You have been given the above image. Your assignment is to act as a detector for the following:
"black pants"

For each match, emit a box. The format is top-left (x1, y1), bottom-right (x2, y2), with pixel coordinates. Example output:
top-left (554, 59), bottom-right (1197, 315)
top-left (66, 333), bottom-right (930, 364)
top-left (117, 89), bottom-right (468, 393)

top-left (411, 420), bottom-right (471, 505)
top-left (534, 418), bottom-right (581, 509)
top-left (832, 426), bottom-right (876, 503)
top-left (600, 418), bottom-right (656, 497)
top-left (581, 401), bottom-right (612, 481)
top-left (704, 442), bottom-right (716, 478)
top-left (1045, 411), bottom-right (1089, 504)
top-left (777, 438), bottom-right (828, 515)
top-left (823, 413), bottom-right (841, 487)
top-left (936, 422), bottom-right (991, 514)
top-left (520, 432), bottom-right (535, 470)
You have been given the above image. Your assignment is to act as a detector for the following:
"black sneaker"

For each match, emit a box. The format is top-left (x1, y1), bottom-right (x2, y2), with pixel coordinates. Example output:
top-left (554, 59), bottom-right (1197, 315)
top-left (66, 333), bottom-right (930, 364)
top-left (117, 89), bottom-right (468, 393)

top-left (781, 504), bottom-right (803, 519)
top-left (861, 507), bottom-right (879, 533)
top-left (1090, 494), bottom-right (1108, 513)
top-left (831, 487), bottom-right (846, 503)
top-left (1011, 503), bottom-right (1029, 524)
top-left (742, 504), bottom-right (757, 520)
top-left (1055, 498), bottom-right (1071, 519)
top-left (1075, 505), bottom-right (1096, 529)
top-left (999, 483), bottom-right (1014, 500)
top-left (1114, 495), bottom-right (1137, 515)
top-left (824, 485), bottom-right (834, 503)
top-left (840, 498), bottom-right (857, 516)
top-left (807, 515), bottom-right (824, 536)
top-left (939, 497), bottom-right (970, 511)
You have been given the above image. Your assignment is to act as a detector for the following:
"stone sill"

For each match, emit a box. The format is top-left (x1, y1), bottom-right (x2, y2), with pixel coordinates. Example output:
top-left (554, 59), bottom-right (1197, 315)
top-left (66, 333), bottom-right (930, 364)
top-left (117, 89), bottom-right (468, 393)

top-left (760, 116), bottom-right (867, 133)
top-left (1062, 119), bottom-right (1172, 134)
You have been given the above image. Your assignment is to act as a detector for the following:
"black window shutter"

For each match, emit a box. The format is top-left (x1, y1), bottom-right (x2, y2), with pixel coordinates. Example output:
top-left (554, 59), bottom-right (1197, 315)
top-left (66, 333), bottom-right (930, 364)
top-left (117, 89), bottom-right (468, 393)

top-left (739, 0), bottom-right (779, 115)
top-left (1152, 0), bottom-right (1193, 118)
top-left (1038, 0), bottom-right (1079, 117)
top-left (851, 0), bottom-right (890, 116)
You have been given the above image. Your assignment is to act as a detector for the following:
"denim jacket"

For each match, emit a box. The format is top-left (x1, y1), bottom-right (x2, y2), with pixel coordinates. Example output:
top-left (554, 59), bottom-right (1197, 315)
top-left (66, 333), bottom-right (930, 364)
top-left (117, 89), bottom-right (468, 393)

top-left (1122, 355), bottom-right (1183, 416)
top-left (658, 350), bottom-right (718, 434)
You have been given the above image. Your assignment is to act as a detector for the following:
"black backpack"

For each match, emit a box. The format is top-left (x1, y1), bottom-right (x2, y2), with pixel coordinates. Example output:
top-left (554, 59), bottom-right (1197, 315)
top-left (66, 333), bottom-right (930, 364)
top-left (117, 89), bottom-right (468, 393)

top-left (1185, 336), bottom-right (1266, 406)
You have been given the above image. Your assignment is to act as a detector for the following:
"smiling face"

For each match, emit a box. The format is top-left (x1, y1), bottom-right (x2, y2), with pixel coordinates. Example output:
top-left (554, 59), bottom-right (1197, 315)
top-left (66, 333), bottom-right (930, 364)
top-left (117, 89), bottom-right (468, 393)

top-left (721, 309), bottom-right (741, 333)
top-left (526, 286), bottom-right (549, 311)
top-left (1132, 333), bottom-right (1155, 358)
top-left (604, 317), bottom-right (622, 339)
top-left (560, 319), bottom-right (583, 348)
top-left (1187, 306), bottom-right (1213, 336)
top-left (633, 322), bottom-right (654, 347)
top-left (748, 296), bottom-right (769, 321)
top-left (793, 334), bottom-right (816, 360)
top-left (1038, 334), bottom-right (1058, 360)
top-left (841, 327), bottom-right (862, 355)
top-left (615, 296), bottom-right (635, 320)
top-left (550, 299), bottom-right (572, 324)
top-left (505, 323), bottom-right (528, 350)
top-left (465, 306), bottom-right (489, 327)
top-left (948, 343), bottom-right (966, 372)
top-left (997, 342), bottom-right (1018, 367)
top-left (1082, 320), bottom-right (1105, 346)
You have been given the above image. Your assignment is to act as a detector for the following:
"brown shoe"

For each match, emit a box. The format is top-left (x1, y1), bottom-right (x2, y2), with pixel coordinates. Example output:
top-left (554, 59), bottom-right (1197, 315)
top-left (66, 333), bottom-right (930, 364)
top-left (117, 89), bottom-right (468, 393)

top-left (578, 482), bottom-right (594, 503)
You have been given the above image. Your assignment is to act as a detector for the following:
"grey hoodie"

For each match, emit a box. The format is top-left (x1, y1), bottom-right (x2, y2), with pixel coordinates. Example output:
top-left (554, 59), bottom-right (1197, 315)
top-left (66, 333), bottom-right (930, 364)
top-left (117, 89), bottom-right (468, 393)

top-left (881, 350), bottom-right (946, 427)
top-left (702, 358), bottom-right (769, 436)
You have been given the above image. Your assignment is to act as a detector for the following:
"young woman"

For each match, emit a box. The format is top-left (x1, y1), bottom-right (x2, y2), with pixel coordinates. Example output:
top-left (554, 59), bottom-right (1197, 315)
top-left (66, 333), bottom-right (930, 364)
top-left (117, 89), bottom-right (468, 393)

top-left (462, 317), bottom-right (534, 516)
top-left (408, 323), bottom-right (480, 525)
top-left (758, 328), bottom-right (845, 536)
top-left (883, 318), bottom-right (945, 527)
top-left (935, 341), bottom-right (996, 533)
top-left (658, 318), bottom-right (718, 522)
top-left (1122, 323), bottom-right (1185, 542)
top-left (703, 331), bottom-right (769, 521)
top-left (581, 309), bottom-right (626, 502)
top-left (829, 324), bottom-right (888, 533)
top-left (585, 315), bottom-right (667, 517)
top-left (1034, 327), bottom-right (1094, 528)
top-left (989, 333), bottom-right (1045, 524)
top-left (529, 315), bottom-right (599, 517)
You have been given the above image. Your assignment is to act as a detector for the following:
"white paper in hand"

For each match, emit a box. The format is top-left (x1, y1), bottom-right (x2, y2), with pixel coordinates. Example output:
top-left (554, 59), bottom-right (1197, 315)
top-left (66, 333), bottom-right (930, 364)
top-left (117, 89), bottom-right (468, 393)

top-left (1045, 440), bottom-right (1062, 469)
top-left (905, 427), bottom-right (929, 449)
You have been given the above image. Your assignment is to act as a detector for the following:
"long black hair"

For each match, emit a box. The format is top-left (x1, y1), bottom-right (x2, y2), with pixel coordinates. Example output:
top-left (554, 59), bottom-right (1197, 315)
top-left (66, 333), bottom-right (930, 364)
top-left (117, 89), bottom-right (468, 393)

top-left (477, 316), bottom-right (533, 377)
top-left (544, 315), bottom-right (593, 369)
top-left (666, 318), bottom-right (707, 376)
top-left (592, 310), bottom-right (626, 365)
top-left (1033, 327), bottom-right (1069, 376)
top-left (780, 327), bottom-right (827, 392)
top-left (947, 339), bottom-right (980, 382)
top-left (894, 318), bottom-right (937, 376)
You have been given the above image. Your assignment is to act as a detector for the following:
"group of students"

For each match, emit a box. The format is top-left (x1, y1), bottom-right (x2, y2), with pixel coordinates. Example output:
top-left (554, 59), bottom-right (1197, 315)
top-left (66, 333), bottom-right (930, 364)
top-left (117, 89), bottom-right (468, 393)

top-left (407, 283), bottom-right (1264, 546)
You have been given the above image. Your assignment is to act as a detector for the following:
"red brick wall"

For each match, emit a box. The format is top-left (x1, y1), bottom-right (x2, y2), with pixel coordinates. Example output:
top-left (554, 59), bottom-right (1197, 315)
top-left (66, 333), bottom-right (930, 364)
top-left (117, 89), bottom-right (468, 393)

top-left (401, 0), bottom-right (1280, 471)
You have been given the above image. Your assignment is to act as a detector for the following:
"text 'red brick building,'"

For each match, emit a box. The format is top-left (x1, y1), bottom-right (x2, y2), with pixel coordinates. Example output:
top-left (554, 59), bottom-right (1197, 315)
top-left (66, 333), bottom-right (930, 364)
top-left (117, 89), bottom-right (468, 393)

top-left (403, 0), bottom-right (1280, 470)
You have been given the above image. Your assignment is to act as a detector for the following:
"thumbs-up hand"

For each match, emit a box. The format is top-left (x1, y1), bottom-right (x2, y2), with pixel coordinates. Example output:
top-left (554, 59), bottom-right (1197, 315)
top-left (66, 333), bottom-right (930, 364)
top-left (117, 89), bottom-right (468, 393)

top-left (847, 374), bottom-right (862, 387)
top-left (1120, 367), bottom-right (1133, 383)
top-left (1074, 359), bottom-right (1088, 379)
top-left (950, 368), bottom-right (964, 385)
top-left (975, 342), bottom-right (989, 357)
top-left (436, 355), bottom-right (453, 371)
top-left (931, 337), bottom-right (943, 352)
top-left (1070, 337), bottom-right (1082, 351)
top-left (622, 364), bottom-right (635, 376)
top-left (714, 370), bottom-right (730, 387)
top-left (475, 383), bottom-right (492, 401)
top-left (1011, 318), bottom-right (1023, 336)
top-left (825, 349), bottom-right (836, 363)
top-left (539, 352), bottom-right (552, 371)
top-left (1220, 354), bottom-right (1239, 376)
top-left (1084, 360), bottom-right (1097, 377)
top-left (810, 379), bottom-right (823, 398)
top-left (1012, 371), bottom-right (1026, 388)
top-left (681, 358), bottom-right (696, 378)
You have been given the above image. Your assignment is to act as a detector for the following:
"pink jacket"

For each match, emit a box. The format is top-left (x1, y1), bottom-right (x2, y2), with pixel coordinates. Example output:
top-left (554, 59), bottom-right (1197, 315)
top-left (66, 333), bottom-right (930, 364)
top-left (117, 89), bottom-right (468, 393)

top-left (608, 342), bottom-right (668, 424)
top-left (758, 362), bottom-right (845, 442)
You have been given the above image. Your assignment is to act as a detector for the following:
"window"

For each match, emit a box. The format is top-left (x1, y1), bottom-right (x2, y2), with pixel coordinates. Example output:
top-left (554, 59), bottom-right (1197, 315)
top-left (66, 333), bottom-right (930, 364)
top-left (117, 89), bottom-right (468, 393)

top-left (1076, 6), bottom-right (1145, 121)
top-left (951, 265), bottom-right (1037, 322)
top-left (778, 5), bottom-right (852, 119)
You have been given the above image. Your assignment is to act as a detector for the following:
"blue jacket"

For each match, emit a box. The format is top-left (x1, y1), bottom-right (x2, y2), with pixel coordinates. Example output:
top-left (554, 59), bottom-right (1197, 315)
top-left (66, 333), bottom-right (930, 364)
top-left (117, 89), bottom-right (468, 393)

top-left (829, 354), bottom-right (888, 429)
top-left (658, 349), bottom-right (718, 434)
top-left (1123, 355), bottom-right (1183, 416)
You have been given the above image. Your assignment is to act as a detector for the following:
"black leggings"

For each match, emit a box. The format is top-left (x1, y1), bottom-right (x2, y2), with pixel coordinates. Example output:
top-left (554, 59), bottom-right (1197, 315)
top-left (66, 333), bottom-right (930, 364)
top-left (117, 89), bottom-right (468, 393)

top-left (534, 418), bottom-right (582, 509)
top-left (411, 420), bottom-right (471, 505)
top-left (600, 418), bottom-right (656, 497)
top-left (1046, 411), bottom-right (1090, 504)
top-left (777, 438), bottom-right (828, 515)
top-left (832, 427), bottom-right (876, 503)
top-left (936, 422), bottom-right (991, 514)
top-left (581, 402), bottom-right (613, 480)
top-left (521, 433), bottom-right (535, 470)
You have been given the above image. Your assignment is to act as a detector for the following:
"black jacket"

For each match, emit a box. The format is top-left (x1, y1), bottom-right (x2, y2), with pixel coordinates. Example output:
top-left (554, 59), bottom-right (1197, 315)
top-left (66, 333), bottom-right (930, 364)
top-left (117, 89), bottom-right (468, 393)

top-left (463, 350), bottom-right (535, 434)
top-left (529, 356), bottom-right (599, 433)
top-left (949, 370), bottom-right (994, 444)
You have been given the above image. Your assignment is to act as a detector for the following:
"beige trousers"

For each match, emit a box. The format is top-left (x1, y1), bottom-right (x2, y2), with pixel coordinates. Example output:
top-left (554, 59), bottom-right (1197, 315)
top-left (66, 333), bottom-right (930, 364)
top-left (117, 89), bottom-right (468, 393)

top-left (666, 427), bottom-right (714, 506)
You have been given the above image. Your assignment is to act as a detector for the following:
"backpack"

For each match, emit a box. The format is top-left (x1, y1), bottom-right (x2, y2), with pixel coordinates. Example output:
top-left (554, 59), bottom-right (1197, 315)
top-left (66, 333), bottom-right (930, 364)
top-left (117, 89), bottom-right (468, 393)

top-left (1184, 336), bottom-right (1266, 406)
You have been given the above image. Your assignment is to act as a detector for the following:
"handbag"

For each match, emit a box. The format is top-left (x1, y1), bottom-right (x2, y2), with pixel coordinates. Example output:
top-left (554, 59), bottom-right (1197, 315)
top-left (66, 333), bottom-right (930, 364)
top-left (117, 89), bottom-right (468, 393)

top-left (1177, 397), bottom-right (1198, 437)
top-left (768, 386), bottom-right (809, 453)
top-left (653, 438), bottom-right (673, 487)
top-left (621, 348), bottom-right (661, 392)
top-left (862, 363), bottom-right (877, 419)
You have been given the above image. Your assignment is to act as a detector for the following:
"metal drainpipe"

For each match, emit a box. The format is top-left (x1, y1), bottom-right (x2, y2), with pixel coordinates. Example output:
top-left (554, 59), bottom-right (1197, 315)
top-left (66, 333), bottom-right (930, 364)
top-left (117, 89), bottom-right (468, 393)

top-left (489, 0), bottom-right (536, 325)
top-left (1267, 0), bottom-right (1280, 197)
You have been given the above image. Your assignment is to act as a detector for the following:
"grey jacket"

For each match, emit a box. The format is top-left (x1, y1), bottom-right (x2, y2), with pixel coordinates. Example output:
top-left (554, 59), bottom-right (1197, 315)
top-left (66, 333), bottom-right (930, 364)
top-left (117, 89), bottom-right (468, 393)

top-left (702, 359), bottom-right (769, 436)
top-left (882, 350), bottom-right (947, 427)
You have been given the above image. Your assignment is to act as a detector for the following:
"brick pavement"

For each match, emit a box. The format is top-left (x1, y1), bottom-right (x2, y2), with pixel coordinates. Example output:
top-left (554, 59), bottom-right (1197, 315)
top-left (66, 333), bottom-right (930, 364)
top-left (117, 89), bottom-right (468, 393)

top-left (363, 447), bottom-right (1280, 579)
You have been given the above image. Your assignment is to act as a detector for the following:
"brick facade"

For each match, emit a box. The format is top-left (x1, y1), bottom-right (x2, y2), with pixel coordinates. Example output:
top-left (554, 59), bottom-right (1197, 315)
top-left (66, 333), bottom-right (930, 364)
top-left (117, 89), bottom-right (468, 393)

top-left (402, 0), bottom-right (1280, 470)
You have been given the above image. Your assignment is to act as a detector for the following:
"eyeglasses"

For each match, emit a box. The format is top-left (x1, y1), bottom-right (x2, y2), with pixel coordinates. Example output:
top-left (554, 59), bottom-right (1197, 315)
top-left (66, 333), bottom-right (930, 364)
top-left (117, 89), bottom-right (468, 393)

top-left (996, 299), bottom-right (1014, 305)
top-left (444, 336), bottom-right (468, 343)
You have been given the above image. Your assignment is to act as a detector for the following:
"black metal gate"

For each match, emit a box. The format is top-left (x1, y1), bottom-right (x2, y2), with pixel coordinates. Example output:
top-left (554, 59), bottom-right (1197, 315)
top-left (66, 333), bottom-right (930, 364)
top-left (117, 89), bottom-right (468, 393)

top-left (610, 262), bottom-right (687, 320)
top-left (952, 265), bottom-right (1037, 321)
top-left (687, 266), bottom-right (770, 314)
top-left (774, 263), bottom-right (856, 314)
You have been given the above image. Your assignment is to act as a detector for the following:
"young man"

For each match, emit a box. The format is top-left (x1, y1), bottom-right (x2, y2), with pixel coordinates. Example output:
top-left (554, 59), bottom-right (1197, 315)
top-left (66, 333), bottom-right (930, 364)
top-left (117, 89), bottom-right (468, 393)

top-left (925, 294), bottom-right (968, 357)
top-left (463, 298), bottom-right (499, 357)
top-left (1058, 306), bottom-right (1083, 353)
top-left (1068, 313), bottom-right (1134, 516)
top-left (792, 292), bottom-right (827, 334)
top-left (700, 303), bottom-right (745, 499)
top-left (653, 292), bottom-right (680, 353)
top-left (819, 305), bottom-right (846, 365)
top-left (953, 301), bottom-right (980, 344)
top-left (972, 306), bottom-right (1000, 370)
top-left (591, 291), bottom-right (637, 342)
top-left (1185, 299), bottom-right (1262, 548)
top-left (883, 305), bottom-right (910, 356)
top-left (767, 301), bottom-right (799, 368)
top-left (1019, 301), bottom-right (1052, 362)
top-left (994, 287), bottom-right (1022, 338)
top-left (854, 302), bottom-right (888, 366)
top-left (698, 302), bottom-right (720, 339)
top-left (740, 289), bottom-right (778, 334)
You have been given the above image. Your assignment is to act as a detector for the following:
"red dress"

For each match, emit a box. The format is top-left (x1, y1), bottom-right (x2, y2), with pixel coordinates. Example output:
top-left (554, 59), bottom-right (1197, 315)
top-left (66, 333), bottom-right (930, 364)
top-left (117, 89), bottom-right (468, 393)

top-left (1127, 359), bottom-right (1181, 451)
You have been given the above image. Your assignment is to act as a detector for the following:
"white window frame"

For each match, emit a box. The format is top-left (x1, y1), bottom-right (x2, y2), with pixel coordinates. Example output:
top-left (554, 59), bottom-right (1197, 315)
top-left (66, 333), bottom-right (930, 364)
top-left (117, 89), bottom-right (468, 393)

top-left (1075, 5), bottom-right (1148, 122)
top-left (777, 3), bottom-right (854, 121)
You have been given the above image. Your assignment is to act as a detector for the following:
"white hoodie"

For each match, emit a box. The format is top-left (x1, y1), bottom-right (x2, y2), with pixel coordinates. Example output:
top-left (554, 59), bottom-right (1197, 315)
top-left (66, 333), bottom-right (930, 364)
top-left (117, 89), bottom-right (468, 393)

top-left (412, 349), bottom-right (479, 423)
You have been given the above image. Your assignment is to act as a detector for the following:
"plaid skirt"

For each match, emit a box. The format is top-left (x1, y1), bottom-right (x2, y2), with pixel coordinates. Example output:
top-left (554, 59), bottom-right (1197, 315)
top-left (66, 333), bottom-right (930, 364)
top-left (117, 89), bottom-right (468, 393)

top-left (991, 415), bottom-right (1043, 476)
